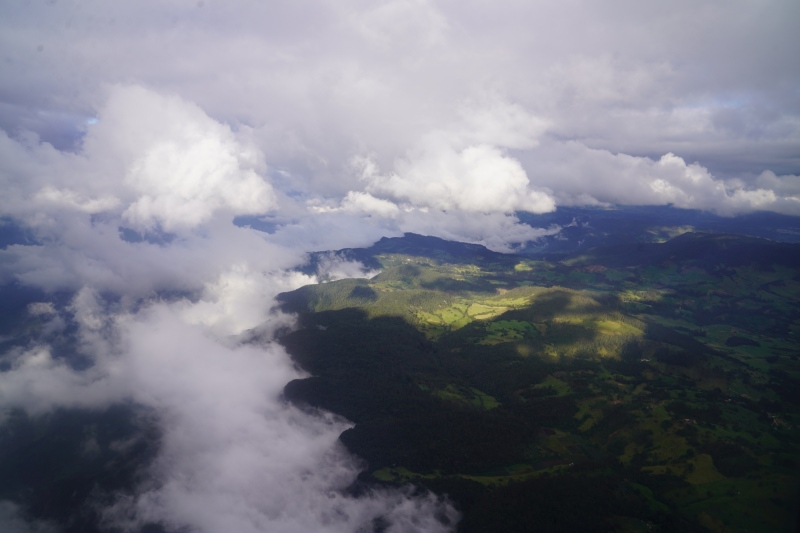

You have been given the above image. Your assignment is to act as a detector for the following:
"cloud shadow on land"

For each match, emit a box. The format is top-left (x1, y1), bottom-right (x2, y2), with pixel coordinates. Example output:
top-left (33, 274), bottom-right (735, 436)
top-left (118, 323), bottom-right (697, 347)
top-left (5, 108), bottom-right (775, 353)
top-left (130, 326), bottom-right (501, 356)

top-left (0, 285), bottom-right (460, 533)
top-left (0, 403), bottom-right (163, 533)
top-left (280, 309), bottom-right (542, 477)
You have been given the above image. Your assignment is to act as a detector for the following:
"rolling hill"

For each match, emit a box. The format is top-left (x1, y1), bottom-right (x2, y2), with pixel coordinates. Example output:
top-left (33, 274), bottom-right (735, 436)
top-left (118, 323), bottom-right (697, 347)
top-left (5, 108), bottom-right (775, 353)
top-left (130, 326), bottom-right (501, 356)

top-left (278, 231), bottom-right (800, 532)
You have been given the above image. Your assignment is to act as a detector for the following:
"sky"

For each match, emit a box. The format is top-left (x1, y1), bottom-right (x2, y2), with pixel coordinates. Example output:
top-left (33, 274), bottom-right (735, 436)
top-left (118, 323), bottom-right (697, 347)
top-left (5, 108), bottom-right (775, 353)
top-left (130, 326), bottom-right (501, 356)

top-left (0, 1), bottom-right (798, 531)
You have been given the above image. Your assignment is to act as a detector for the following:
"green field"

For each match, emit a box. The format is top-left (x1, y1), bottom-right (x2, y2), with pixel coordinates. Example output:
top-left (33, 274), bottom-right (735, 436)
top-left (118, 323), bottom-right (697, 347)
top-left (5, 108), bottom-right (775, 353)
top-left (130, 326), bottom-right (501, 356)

top-left (279, 232), bottom-right (800, 532)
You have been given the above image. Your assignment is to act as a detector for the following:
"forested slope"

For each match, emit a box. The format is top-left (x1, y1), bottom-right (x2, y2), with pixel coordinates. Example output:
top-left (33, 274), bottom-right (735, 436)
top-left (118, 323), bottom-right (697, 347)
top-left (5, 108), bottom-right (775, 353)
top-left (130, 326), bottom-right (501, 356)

top-left (279, 232), bottom-right (800, 532)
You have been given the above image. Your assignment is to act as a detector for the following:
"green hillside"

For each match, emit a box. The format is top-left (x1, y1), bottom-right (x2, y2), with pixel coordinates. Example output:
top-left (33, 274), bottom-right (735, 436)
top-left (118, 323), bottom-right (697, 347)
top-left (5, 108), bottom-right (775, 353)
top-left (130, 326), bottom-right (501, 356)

top-left (279, 232), bottom-right (800, 532)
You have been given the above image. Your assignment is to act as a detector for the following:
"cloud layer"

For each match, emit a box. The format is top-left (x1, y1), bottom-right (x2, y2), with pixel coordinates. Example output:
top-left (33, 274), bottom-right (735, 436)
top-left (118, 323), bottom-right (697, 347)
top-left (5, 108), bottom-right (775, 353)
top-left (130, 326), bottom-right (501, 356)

top-left (0, 88), bottom-right (457, 532)
top-left (1, 0), bottom-right (798, 228)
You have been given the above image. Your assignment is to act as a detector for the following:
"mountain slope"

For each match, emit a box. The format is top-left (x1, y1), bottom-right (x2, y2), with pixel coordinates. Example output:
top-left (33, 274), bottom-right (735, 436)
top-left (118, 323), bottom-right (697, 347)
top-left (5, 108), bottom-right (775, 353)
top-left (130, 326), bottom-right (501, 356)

top-left (278, 232), bottom-right (800, 532)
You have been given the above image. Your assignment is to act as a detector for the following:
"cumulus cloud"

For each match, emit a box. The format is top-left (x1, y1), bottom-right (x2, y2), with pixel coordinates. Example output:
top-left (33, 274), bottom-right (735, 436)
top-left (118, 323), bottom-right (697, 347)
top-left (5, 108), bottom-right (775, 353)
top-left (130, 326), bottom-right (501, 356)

top-left (358, 144), bottom-right (554, 214)
top-left (112, 303), bottom-right (458, 533)
top-left (315, 252), bottom-right (381, 282)
top-left (1, 84), bottom-right (276, 235)
top-left (0, 290), bottom-right (458, 532)
top-left (754, 170), bottom-right (800, 198)
top-left (0, 87), bottom-right (306, 297)
top-left (102, 87), bottom-right (276, 231)
top-left (33, 187), bottom-right (121, 214)
top-left (299, 99), bottom-right (559, 249)
top-left (0, 84), bottom-right (458, 531)
top-left (517, 141), bottom-right (800, 215)
top-left (354, 101), bottom-right (554, 215)
top-left (0, 341), bottom-right (123, 417)
top-left (337, 191), bottom-right (403, 219)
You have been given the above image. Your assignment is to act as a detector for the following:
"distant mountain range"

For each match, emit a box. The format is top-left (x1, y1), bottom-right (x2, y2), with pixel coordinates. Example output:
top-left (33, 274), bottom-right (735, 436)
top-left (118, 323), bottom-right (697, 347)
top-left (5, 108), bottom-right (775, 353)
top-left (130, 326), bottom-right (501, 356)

top-left (516, 205), bottom-right (800, 255)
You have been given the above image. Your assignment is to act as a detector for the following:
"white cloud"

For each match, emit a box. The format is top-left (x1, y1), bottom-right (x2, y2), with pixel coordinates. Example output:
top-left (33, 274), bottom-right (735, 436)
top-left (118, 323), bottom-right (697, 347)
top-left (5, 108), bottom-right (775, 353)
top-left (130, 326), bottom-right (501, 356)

top-left (0, 84), bottom-right (459, 531)
top-left (396, 209), bottom-right (560, 253)
top-left (94, 86), bottom-right (277, 231)
top-left (361, 144), bottom-right (555, 214)
top-left (349, 0), bottom-right (449, 49)
top-left (178, 265), bottom-right (313, 338)
top-left (453, 100), bottom-right (549, 151)
top-left (754, 170), bottom-right (800, 198)
top-left (351, 101), bottom-right (555, 216)
top-left (315, 252), bottom-right (380, 281)
top-left (520, 141), bottom-right (800, 215)
top-left (33, 187), bottom-right (120, 214)
top-left (0, 342), bottom-right (123, 417)
top-left (337, 191), bottom-right (403, 219)
top-left (0, 288), bottom-right (458, 533)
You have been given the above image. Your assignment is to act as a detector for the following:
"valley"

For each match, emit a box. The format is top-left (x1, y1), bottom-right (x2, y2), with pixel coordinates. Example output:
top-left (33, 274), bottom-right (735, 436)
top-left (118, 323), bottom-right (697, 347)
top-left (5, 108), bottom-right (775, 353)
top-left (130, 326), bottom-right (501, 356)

top-left (279, 231), bottom-right (800, 532)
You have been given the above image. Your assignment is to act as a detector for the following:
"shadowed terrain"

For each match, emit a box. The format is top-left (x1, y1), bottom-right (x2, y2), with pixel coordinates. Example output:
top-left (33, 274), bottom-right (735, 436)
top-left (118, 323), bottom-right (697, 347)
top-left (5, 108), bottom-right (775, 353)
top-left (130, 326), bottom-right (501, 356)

top-left (279, 231), bottom-right (800, 532)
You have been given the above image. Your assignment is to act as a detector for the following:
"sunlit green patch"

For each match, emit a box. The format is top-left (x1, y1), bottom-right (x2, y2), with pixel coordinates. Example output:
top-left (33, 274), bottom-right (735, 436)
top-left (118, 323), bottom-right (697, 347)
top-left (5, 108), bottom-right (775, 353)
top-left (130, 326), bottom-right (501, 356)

top-left (372, 462), bottom-right (559, 486)
top-left (278, 232), bottom-right (800, 532)
top-left (431, 384), bottom-right (500, 410)
top-left (491, 297), bottom-right (534, 308)
top-left (538, 429), bottom-right (577, 457)
top-left (651, 439), bottom-right (692, 470)
top-left (467, 303), bottom-right (508, 319)
top-left (416, 311), bottom-right (444, 325)
top-left (575, 399), bottom-right (605, 432)
top-left (533, 376), bottom-right (571, 397)
top-left (479, 320), bottom-right (538, 345)
top-left (462, 462), bottom-right (574, 485)
top-left (595, 319), bottom-right (643, 336)
top-left (372, 466), bottom-right (438, 482)
top-left (682, 453), bottom-right (725, 485)
top-left (438, 306), bottom-right (467, 324)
